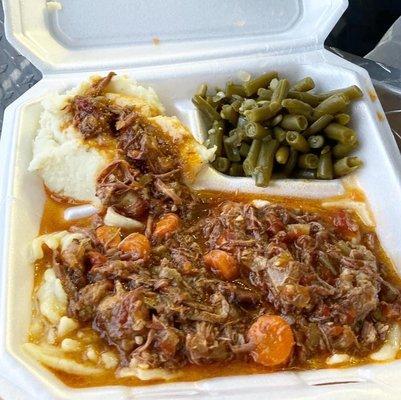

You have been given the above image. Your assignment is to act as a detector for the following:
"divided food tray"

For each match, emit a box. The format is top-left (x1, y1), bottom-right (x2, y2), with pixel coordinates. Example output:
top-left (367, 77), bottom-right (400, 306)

top-left (1, 0), bottom-right (401, 399)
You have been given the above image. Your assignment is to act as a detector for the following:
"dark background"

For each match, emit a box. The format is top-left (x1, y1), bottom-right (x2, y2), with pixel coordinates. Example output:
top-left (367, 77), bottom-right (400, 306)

top-left (326, 0), bottom-right (401, 56)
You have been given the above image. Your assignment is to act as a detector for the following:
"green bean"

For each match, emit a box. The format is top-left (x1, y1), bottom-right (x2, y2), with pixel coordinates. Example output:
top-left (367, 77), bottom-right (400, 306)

top-left (257, 88), bottom-right (273, 101)
top-left (212, 91), bottom-right (226, 104)
top-left (237, 116), bottom-right (247, 128)
top-left (239, 142), bottom-right (251, 158)
top-left (244, 101), bottom-right (281, 122)
top-left (254, 139), bottom-right (279, 187)
top-left (207, 123), bottom-right (224, 156)
top-left (223, 136), bottom-right (241, 162)
top-left (229, 163), bottom-right (244, 176)
top-left (208, 95), bottom-right (225, 110)
top-left (212, 157), bottom-right (230, 173)
top-left (230, 99), bottom-right (242, 112)
top-left (271, 79), bottom-right (290, 103)
top-left (308, 135), bottom-right (325, 149)
top-left (212, 119), bottom-right (225, 134)
top-left (224, 128), bottom-right (246, 147)
top-left (332, 140), bottom-right (359, 158)
top-left (196, 83), bottom-right (208, 97)
top-left (243, 139), bottom-right (262, 176)
top-left (294, 169), bottom-right (317, 179)
top-left (273, 126), bottom-right (287, 143)
top-left (206, 95), bottom-right (214, 104)
top-left (312, 94), bottom-right (350, 119)
top-left (243, 71), bottom-right (278, 96)
top-left (280, 114), bottom-right (308, 131)
top-left (333, 156), bottom-right (363, 177)
top-left (220, 104), bottom-right (239, 125)
top-left (194, 74), bottom-right (363, 186)
top-left (262, 134), bottom-right (273, 142)
top-left (192, 94), bottom-right (221, 121)
top-left (283, 148), bottom-right (298, 177)
top-left (281, 99), bottom-right (313, 117)
top-left (239, 99), bottom-right (258, 114)
top-left (317, 85), bottom-right (363, 101)
top-left (275, 145), bottom-right (290, 164)
top-left (291, 77), bottom-right (315, 92)
top-left (303, 114), bottom-right (333, 136)
top-left (225, 82), bottom-right (246, 97)
top-left (269, 78), bottom-right (279, 90)
top-left (287, 91), bottom-right (321, 107)
top-left (286, 131), bottom-right (310, 152)
top-left (324, 123), bottom-right (357, 145)
top-left (298, 153), bottom-right (319, 169)
top-left (269, 113), bottom-right (283, 127)
top-left (317, 146), bottom-right (333, 180)
top-left (335, 113), bottom-right (350, 125)
top-left (244, 122), bottom-right (270, 139)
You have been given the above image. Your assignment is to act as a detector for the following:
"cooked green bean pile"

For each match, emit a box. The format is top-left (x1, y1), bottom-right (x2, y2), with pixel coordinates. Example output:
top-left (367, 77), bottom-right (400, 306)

top-left (192, 72), bottom-right (363, 187)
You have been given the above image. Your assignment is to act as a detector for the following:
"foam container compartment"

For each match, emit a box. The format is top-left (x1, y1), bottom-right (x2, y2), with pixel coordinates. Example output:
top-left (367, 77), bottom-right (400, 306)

top-left (1, 0), bottom-right (401, 399)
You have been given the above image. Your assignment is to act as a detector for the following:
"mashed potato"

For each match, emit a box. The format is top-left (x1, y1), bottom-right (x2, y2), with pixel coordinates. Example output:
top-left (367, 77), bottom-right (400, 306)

top-left (28, 93), bottom-right (108, 204)
top-left (29, 74), bottom-right (213, 204)
top-left (151, 115), bottom-right (215, 183)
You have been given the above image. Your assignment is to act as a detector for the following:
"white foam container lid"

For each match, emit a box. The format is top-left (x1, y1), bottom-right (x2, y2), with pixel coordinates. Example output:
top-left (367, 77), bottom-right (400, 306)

top-left (2, 0), bottom-right (401, 398)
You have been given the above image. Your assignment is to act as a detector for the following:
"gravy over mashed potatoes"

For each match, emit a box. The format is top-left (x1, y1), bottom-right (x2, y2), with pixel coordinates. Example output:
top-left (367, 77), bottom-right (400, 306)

top-left (29, 73), bottom-right (214, 205)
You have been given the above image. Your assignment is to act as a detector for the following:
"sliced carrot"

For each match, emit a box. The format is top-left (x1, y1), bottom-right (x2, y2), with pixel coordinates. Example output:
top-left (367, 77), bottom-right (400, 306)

top-left (153, 213), bottom-right (181, 239)
top-left (203, 249), bottom-right (239, 281)
top-left (247, 315), bottom-right (294, 367)
top-left (96, 225), bottom-right (121, 249)
top-left (118, 233), bottom-right (151, 260)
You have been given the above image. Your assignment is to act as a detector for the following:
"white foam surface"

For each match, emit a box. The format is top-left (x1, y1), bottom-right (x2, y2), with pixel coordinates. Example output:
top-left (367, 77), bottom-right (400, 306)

top-left (2, 0), bottom-right (401, 399)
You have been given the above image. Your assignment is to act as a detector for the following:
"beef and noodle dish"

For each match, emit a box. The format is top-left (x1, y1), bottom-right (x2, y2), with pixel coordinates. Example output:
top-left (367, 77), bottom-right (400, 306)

top-left (25, 73), bottom-right (401, 387)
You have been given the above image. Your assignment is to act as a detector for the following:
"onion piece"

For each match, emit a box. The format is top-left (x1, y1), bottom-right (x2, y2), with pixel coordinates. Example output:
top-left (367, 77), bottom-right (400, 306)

top-left (326, 353), bottom-right (350, 365)
top-left (116, 366), bottom-right (182, 381)
top-left (370, 323), bottom-right (401, 361)
top-left (64, 204), bottom-right (98, 221)
top-left (251, 199), bottom-right (270, 209)
top-left (104, 207), bottom-right (144, 231)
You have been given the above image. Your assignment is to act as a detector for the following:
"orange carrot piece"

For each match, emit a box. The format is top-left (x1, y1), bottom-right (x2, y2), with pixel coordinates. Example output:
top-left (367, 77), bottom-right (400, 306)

top-left (118, 233), bottom-right (151, 260)
top-left (203, 249), bottom-right (239, 281)
top-left (153, 213), bottom-right (181, 239)
top-left (247, 315), bottom-right (294, 367)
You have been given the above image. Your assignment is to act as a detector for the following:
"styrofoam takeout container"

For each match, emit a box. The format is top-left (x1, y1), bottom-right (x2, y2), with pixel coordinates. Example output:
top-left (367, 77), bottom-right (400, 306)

top-left (1, 0), bottom-right (401, 399)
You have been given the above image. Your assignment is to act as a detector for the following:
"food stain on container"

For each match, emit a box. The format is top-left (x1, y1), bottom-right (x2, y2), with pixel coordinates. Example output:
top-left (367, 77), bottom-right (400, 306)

top-left (368, 90), bottom-right (378, 102)
top-left (377, 111), bottom-right (385, 121)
